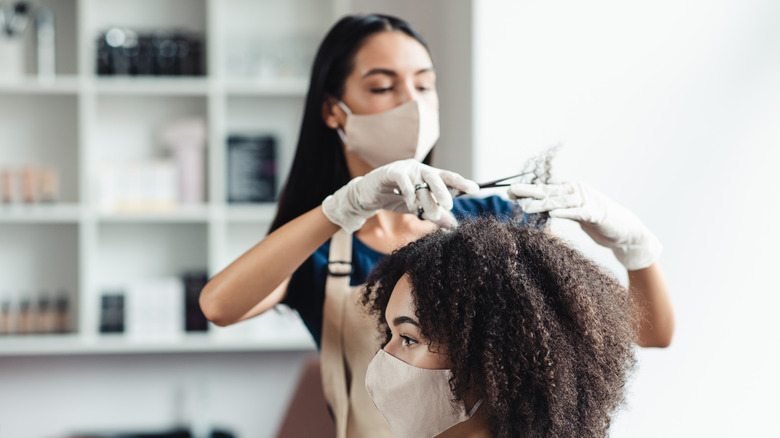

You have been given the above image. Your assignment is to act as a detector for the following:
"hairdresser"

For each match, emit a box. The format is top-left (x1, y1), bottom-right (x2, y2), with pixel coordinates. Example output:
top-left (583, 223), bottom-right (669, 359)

top-left (199, 13), bottom-right (674, 438)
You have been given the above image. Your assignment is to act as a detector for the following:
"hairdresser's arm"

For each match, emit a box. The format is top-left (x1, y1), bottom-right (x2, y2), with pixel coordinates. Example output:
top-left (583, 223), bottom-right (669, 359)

top-left (200, 206), bottom-right (339, 327)
top-left (508, 181), bottom-right (676, 348)
top-left (628, 262), bottom-right (675, 348)
top-left (202, 160), bottom-right (479, 327)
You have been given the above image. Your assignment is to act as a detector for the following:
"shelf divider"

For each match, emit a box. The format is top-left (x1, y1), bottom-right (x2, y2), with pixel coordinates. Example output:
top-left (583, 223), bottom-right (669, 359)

top-left (0, 332), bottom-right (315, 356)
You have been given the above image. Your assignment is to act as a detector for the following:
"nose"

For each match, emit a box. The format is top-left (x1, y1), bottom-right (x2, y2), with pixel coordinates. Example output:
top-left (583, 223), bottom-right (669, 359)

top-left (382, 342), bottom-right (399, 358)
top-left (398, 79), bottom-right (419, 104)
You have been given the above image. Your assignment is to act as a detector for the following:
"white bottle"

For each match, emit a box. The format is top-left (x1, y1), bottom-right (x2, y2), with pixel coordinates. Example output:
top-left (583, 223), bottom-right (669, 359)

top-left (36, 7), bottom-right (55, 80)
top-left (0, 2), bottom-right (29, 78)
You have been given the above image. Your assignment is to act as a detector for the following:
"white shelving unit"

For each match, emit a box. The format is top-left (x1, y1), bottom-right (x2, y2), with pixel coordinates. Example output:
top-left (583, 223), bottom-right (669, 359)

top-left (0, 0), bottom-right (350, 356)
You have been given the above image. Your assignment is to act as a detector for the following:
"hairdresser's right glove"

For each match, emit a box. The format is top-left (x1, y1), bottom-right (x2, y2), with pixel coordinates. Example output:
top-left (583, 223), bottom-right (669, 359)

top-left (508, 181), bottom-right (662, 270)
top-left (322, 159), bottom-right (479, 233)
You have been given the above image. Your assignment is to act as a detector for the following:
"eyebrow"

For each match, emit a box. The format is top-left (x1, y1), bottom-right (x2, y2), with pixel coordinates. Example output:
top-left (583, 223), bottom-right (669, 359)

top-left (392, 316), bottom-right (421, 327)
top-left (362, 67), bottom-right (435, 79)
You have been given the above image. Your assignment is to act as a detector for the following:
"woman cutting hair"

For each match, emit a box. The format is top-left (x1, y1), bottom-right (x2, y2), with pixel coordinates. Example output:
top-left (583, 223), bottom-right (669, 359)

top-left (362, 218), bottom-right (638, 438)
top-left (200, 13), bottom-right (674, 438)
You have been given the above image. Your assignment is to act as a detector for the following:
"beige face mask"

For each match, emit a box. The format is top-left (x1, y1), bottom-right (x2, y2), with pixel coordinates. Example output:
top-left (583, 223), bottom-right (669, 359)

top-left (337, 99), bottom-right (440, 168)
top-left (365, 349), bottom-right (483, 438)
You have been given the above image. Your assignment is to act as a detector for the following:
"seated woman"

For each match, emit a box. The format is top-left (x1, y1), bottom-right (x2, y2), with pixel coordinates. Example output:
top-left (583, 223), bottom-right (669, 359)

top-left (361, 218), bottom-right (638, 438)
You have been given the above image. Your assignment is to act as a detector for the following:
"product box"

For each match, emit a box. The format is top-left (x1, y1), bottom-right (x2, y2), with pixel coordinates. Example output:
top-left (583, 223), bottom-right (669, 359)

top-left (124, 277), bottom-right (184, 340)
top-left (226, 135), bottom-right (277, 203)
top-left (183, 271), bottom-right (209, 332)
top-left (99, 293), bottom-right (125, 333)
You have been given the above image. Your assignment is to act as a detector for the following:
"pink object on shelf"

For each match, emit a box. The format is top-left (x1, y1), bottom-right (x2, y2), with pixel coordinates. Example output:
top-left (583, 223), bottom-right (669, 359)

top-left (158, 117), bottom-right (207, 204)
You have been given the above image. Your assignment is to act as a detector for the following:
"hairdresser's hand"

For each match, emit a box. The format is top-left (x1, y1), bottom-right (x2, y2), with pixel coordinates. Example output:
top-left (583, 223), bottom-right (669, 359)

top-left (322, 159), bottom-right (479, 233)
top-left (508, 182), bottom-right (662, 270)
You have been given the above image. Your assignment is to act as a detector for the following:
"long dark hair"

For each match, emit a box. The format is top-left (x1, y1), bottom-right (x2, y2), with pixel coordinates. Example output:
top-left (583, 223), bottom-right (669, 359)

top-left (269, 14), bottom-right (433, 233)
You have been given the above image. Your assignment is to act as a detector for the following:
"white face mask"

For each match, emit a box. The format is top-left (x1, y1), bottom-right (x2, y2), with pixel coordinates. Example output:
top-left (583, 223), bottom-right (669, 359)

top-left (336, 99), bottom-right (440, 168)
top-left (365, 349), bottom-right (483, 438)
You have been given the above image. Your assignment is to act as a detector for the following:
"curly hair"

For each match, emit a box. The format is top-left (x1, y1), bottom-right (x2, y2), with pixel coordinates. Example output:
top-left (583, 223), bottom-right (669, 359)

top-left (362, 218), bottom-right (638, 438)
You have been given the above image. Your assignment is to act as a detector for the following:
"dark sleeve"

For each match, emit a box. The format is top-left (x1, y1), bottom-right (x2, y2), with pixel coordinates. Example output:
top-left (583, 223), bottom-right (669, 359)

top-left (452, 195), bottom-right (545, 229)
top-left (452, 195), bottom-right (521, 221)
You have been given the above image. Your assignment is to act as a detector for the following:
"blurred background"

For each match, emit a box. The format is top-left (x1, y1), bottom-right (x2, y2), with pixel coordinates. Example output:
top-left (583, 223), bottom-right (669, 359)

top-left (0, 0), bottom-right (777, 437)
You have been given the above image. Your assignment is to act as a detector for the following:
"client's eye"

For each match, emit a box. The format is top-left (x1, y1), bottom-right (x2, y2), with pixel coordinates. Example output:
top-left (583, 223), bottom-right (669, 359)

top-left (400, 335), bottom-right (418, 347)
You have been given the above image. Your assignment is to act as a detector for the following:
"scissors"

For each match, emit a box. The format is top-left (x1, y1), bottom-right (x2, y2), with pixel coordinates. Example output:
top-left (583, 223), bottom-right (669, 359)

top-left (393, 170), bottom-right (535, 198)
top-left (452, 170), bottom-right (535, 197)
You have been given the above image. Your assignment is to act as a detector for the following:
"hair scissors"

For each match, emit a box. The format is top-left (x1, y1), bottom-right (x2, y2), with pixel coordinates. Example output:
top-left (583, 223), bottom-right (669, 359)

top-left (393, 170), bottom-right (535, 198)
top-left (452, 170), bottom-right (534, 197)
top-left (391, 170), bottom-right (535, 220)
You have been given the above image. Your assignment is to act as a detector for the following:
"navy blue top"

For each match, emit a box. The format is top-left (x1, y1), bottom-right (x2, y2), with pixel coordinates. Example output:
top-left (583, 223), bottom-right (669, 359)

top-left (282, 195), bottom-right (520, 348)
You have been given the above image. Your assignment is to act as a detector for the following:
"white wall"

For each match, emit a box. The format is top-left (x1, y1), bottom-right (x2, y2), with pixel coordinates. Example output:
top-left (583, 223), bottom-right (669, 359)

top-left (474, 1), bottom-right (780, 436)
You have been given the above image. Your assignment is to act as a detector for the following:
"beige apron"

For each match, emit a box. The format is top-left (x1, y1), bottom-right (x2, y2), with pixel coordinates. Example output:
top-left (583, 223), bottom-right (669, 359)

top-left (320, 230), bottom-right (396, 438)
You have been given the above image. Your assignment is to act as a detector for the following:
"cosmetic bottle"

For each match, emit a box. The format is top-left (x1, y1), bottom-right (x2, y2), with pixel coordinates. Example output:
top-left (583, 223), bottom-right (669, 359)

top-left (0, 297), bottom-right (13, 335)
top-left (21, 167), bottom-right (38, 203)
top-left (55, 291), bottom-right (70, 333)
top-left (39, 166), bottom-right (59, 203)
top-left (159, 118), bottom-right (207, 204)
top-left (99, 292), bottom-right (125, 333)
top-left (37, 292), bottom-right (56, 334)
top-left (36, 6), bottom-right (55, 80)
top-left (1, 168), bottom-right (14, 203)
top-left (183, 271), bottom-right (209, 332)
top-left (0, 2), bottom-right (29, 78)
top-left (19, 294), bottom-right (32, 334)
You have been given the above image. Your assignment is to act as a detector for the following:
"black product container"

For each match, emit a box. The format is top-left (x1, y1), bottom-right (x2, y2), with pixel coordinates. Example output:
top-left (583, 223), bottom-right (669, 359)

top-left (96, 28), bottom-right (205, 76)
top-left (99, 293), bottom-right (125, 333)
top-left (183, 271), bottom-right (209, 332)
top-left (226, 135), bottom-right (277, 203)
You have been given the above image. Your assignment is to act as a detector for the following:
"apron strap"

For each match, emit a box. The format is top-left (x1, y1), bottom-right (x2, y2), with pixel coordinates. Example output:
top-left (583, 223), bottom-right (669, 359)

top-left (321, 230), bottom-right (353, 438)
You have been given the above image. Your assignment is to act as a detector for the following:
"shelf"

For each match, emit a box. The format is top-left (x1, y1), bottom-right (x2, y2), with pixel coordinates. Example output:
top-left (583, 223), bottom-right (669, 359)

top-left (92, 77), bottom-right (211, 96)
top-left (97, 204), bottom-right (212, 223)
top-left (0, 332), bottom-right (316, 356)
top-left (223, 203), bottom-right (277, 222)
top-left (0, 0), bottom-right (344, 435)
top-left (0, 76), bottom-right (81, 95)
top-left (0, 204), bottom-right (280, 224)
top-left (0, 76), bottom-right (310, 97)
top-left (224, 78), bottom-right (309, 96)
top-left (0, 203), bottom-right (83, 223)
top-left (0, 0), bottom-right (339, 362)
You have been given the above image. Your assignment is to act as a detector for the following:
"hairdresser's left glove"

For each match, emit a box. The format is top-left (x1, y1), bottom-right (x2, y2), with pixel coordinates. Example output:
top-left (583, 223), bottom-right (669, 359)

top-left (508, 181), bottom-right (662, 270)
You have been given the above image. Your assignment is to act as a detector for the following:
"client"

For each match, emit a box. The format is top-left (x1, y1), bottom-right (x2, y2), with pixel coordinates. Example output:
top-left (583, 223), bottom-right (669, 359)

top-left (362, 218), bottom-right (638, 438)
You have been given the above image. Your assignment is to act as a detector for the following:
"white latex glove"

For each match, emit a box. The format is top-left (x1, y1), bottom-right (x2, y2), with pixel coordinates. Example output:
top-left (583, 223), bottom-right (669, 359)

top-left (508, 181), bottom-right (662, 270)
top-left (322, 159), bottom-right (479, 233)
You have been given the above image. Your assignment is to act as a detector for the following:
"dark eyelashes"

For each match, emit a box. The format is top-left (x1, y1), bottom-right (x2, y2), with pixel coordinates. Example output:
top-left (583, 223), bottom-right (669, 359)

top-left (400, 334), bottom-right (418, 346)
top-left (370, 86), bottom-right (433, 94)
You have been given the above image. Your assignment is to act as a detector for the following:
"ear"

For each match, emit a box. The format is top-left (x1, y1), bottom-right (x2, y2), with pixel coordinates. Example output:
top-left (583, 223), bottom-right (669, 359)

top-left (321, 96), bottom-right (342, 130)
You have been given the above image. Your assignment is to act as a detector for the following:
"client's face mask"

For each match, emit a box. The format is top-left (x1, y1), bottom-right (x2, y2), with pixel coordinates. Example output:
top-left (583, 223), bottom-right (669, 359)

top-left (365, 349), bottom-right (483, 438)
top-left (336, 99), bottom-right (440, 168)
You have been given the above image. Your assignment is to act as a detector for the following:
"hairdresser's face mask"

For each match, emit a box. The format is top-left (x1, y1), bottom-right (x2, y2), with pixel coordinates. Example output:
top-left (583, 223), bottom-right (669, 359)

top-left (337, 99), bottom-right (440, 168)
top-left (365, 349), bottom-right (483, 438)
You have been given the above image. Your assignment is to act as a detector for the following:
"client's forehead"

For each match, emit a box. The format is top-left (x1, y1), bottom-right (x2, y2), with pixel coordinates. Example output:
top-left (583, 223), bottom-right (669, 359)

top-left (385, 274), bottom-right (416, 324)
